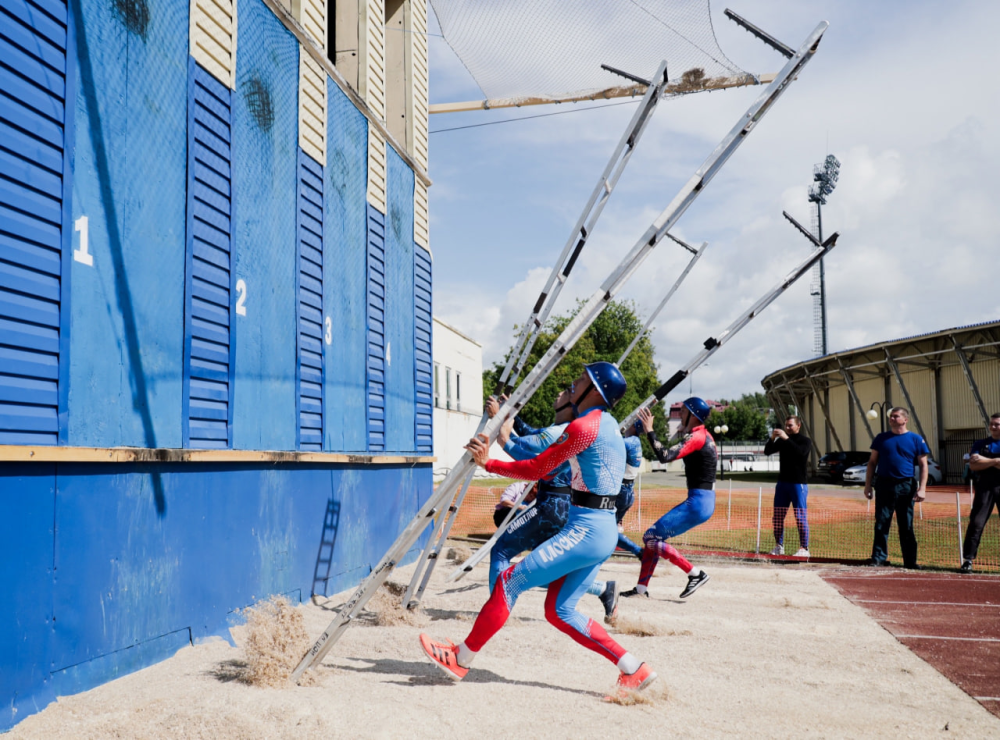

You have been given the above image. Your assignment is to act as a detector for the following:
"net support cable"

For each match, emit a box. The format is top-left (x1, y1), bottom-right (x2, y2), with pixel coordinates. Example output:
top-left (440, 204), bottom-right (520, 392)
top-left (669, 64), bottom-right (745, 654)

top-left (291, 19), bottom-right (829, 682)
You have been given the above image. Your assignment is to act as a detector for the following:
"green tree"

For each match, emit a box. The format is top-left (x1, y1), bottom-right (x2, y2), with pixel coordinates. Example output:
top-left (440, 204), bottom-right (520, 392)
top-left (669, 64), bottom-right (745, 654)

top-left (705, 392), bottom-right (771, 442)
top-left (482, 299), bottom-right (668, 457)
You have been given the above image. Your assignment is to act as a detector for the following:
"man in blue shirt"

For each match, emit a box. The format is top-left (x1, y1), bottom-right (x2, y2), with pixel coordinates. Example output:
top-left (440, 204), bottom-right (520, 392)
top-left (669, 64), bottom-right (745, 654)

top-left (863, 407), bottom-right (930, 568)
top-left (961, 413), bottom-right (1000, 573)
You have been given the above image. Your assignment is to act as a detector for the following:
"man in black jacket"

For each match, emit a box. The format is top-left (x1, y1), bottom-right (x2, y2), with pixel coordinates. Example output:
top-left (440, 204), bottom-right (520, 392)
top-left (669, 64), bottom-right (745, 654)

top-left (763, 416), bottom-right (812, 557)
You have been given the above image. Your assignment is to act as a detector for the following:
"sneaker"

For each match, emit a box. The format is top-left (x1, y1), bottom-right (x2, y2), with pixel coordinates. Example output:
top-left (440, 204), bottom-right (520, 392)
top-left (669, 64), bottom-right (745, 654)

top-left (770, 544), bottom-right (784, 556)
top-left (615, 662), bottom-right (657, 693)
top-left (960, 560), bottom-right (973, 574)
top-left (599, 580), bottom-right (620, 624)
top-left (793, 548), bottom-right (810, 558)
top-left (904, 563), bottom-right (922, 571)
top-left (418, 634), bottom-right (468, 681)
top-left (863, 559), bottom-right (886, 567)
top-left (679, 571), bottom-right (710, 599)
top-left (620, 587), bottom-right (648, 598)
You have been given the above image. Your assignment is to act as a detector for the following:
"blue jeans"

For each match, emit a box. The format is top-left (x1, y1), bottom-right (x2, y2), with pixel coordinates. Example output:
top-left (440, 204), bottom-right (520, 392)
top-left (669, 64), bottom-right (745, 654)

top-left (772, 481), bottom-right (809, 549)
top-left (643, 488), bottom-right (715, 544)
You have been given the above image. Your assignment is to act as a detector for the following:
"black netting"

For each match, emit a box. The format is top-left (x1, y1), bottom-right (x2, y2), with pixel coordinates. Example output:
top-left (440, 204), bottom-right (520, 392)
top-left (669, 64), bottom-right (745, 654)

top-left (430, 0), bottom-right (751, 101)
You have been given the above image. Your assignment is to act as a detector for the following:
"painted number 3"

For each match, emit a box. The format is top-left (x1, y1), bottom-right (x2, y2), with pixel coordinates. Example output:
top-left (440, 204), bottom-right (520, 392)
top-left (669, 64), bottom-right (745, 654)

top-left (235, 279), bottom-right (247, 316)
top-left (324, 317), bottom-right (332, 345)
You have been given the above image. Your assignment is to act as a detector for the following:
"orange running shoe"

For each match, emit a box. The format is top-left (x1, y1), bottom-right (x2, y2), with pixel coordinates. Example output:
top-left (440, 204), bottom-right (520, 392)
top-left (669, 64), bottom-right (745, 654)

top-left (616, 662), bottom-right (657, 692)
top-left (419, 634), bottom-right (469, 681)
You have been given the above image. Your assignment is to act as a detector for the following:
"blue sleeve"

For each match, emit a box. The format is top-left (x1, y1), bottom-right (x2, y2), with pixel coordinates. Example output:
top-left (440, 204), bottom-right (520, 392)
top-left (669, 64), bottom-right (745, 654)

top-left (504, 429), bottom-right (554, 461)
top-left (625, 436), bottom-right (643, 466)
top-left (513, 417), bottom-right (541, 438)
top-left (971, 438), bottom-right (985, 455)
top-left (917, 436), bottom-right (930, 456)
top-left (871, 433), bottom-right (885, 452)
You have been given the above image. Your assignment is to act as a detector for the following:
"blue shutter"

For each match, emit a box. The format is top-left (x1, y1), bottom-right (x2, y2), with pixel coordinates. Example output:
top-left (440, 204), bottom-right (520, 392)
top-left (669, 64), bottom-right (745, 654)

top-left (296, 150), bottom-right (324, 450)
top-left (0, 0), bottom-right (72, 445)
top-left (183, 60), bottom-right (235, 449)
top-left (413, 246), bottom-right (432, 454)
top-left (366, 204), bottom-right (385, 452)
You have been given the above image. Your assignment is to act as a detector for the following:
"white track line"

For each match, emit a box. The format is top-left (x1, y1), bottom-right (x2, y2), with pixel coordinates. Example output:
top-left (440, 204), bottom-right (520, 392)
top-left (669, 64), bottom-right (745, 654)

top-left (974, 697), bottom-right (1000, 701)
top-left (854, 599), bottom-right (1000, 608)
top-left (827, 575), bottom-right (1000, 583)
top-left (894, 635), bottom-right (1000, 643)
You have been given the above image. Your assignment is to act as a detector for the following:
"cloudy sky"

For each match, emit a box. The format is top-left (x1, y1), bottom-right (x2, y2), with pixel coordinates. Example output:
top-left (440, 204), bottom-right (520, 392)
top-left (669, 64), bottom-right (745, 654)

top-left (425, 0), bottom-right (1000, 403)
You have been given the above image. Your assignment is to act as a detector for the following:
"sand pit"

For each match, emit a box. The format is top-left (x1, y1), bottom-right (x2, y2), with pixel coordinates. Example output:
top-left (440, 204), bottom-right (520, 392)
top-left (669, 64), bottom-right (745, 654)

top-left (9, 554), bottom-right (1000, 738)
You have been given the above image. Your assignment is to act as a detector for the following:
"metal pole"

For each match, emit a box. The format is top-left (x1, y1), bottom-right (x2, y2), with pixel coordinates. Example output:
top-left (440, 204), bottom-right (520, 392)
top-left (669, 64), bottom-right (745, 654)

top-left (956, 490), bottom-right (964, 566)
top-left (756, 486), bottom-right (763, 554)
top-left (636, 470), bottom-right (643, 532)
top-left (817, 202), bottom-right (828, 355)
top-left (727, 481), bottom-right (732, 531)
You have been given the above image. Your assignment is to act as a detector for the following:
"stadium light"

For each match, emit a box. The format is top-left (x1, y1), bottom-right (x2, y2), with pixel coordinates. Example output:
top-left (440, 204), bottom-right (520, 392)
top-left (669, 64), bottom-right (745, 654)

top-left (806, 154), bottom-right (840, 356)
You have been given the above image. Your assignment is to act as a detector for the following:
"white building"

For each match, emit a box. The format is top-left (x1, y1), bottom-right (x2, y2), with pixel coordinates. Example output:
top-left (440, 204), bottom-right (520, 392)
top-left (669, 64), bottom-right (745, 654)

top-left (433, 317), bottom-right (484, 476)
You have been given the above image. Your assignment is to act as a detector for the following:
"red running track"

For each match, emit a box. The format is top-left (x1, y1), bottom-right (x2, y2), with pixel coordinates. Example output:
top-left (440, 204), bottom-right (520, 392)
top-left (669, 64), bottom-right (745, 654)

top-left (821, 569), bottom-right (1000, 719)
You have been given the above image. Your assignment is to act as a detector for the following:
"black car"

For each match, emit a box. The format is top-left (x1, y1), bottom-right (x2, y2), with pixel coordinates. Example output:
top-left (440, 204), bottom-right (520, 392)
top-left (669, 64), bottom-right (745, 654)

top-left (816, 451), bottom-right (871, 482)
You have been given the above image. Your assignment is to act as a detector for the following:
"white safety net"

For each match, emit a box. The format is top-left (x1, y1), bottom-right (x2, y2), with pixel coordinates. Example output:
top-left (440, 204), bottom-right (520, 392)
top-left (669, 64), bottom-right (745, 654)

top-left (430, 0), bottom-right (754, 102)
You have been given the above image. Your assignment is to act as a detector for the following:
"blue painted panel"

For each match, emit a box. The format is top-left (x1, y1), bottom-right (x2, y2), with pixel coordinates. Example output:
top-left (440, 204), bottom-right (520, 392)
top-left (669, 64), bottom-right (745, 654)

top-left (0, 465), bottom-right (56, 731)
top-left (0, 0), bottom-right (68, 446)
top-left (414, 246), bottom-right (432, 453)
top-left (366, 204), bottom-right (386, 452)
top-left (384, 148), bottom-right (414, 453)
top-left (296, 149), bottom-right (324, 450)
top-left (67, 0), bottom-right (187, 448)
top-left (185, 61), bottom-right (234, 449)
top-left (230, 0), bottom-right (297, 450)
top-left (323, 82), bottom-right (367, 452)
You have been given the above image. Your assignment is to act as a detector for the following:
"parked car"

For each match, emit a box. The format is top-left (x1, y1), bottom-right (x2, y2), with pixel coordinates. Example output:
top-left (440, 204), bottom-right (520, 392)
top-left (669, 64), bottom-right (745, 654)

top-left (842, 459), bottom-right (943, 486)
top-left (816, 451), bottom-right (871, 482)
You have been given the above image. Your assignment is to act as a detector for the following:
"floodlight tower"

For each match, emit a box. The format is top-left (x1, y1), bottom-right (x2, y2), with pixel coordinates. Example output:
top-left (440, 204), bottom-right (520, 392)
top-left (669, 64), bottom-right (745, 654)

top-left (807, 154), bottom-right (840, 356)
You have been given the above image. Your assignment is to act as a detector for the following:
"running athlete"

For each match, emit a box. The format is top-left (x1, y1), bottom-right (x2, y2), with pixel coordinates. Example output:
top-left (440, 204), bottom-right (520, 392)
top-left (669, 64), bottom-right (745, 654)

top-left (622, 397), bottom-right (716, 599)
top-left (614, 432), bottom-right (645, 559)
top-left (487, 392), bottom-right (620, 622)
top-left (419, 363), bottom-right (656, 695)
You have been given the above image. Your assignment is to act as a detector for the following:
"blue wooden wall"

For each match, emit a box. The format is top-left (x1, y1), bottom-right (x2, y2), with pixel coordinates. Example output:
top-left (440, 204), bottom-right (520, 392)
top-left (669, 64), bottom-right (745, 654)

top-left (323, 83), bottom-right (368, 452)
top-left (385, 148), bottom-right (415, 453)
top-left (0, 461), bottom-right (432, 730)
top-left (67, 0), bottom-right (189, 449)
top-left (231, 0), bottom-right (298, 450)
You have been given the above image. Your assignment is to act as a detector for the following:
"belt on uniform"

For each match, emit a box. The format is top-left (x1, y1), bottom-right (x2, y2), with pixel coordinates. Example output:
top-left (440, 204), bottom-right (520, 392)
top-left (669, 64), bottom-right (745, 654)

top-left (571, 489), bottom-right (616, 510)
top-left (539, 483), bottom-right (572, 496)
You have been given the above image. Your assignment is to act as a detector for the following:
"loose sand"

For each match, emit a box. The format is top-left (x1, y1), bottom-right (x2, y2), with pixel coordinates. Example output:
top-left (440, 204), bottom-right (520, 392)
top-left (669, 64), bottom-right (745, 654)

top-left (10, 554), bottom-right (1000, 739)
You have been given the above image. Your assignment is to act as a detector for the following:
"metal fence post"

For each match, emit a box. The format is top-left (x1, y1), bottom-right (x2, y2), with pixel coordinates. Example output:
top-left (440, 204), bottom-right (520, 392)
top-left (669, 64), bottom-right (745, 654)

top-left (756, 486), bottom-right (762, 554)
top-left (955, 490), bottom-right (964, 566)
top-left (727, 480), bottom-right (732, 532)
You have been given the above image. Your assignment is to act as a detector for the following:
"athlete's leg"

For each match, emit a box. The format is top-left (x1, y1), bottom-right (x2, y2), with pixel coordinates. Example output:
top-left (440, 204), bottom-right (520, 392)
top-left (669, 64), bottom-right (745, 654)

top-left (772, 482), bottom-right (793, 548)
top-left (635, 490), bottom-right (715, 588)
top-left (488, 493), bottom-right (569, 590)
top-left (464, 510), bottom-right (616, 654)
top-left (963, 484), bottom-right (999, 562)
top-left (789, 483), bottom-right (809, 551)
top-left (617, 532), bottom-right (643, 558)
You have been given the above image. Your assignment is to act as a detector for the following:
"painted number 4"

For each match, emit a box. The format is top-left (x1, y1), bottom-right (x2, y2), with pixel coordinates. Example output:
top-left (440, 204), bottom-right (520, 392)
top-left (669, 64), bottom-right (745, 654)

top-left (74, 216), bottom-right (93, 266)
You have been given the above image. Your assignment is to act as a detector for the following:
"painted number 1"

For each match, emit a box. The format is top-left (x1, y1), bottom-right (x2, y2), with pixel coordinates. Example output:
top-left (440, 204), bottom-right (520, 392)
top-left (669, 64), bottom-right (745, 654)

top-left (235, 279), bottom-right (247, 316)
top-left (74, 216), bottom-right (93, 266)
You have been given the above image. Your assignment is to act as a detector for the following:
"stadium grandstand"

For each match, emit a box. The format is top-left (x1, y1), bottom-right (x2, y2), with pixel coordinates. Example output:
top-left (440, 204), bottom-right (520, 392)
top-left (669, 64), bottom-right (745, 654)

top-left (761, 320), bottom-right (1000, 483)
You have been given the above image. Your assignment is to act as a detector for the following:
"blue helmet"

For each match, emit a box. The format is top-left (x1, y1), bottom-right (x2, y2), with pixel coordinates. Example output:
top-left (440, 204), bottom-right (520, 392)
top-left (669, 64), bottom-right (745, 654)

top-left (584, 362), bottom-right (627, 408)
top-left (682, 396), bottom-right (711, 423)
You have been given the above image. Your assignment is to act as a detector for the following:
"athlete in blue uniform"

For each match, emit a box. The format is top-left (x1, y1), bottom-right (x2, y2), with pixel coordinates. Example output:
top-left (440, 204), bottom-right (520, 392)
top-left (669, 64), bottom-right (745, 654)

top-left (419, 363), bottom-right (656, 695)
top-left (487, 392), bottom-right (620, 621)
top-left (614, 434), bottom-right (645, 558)
top-left (962, 413), bottom-right (1000, 573)
top-left (623, 397), bottom-right (715, 599)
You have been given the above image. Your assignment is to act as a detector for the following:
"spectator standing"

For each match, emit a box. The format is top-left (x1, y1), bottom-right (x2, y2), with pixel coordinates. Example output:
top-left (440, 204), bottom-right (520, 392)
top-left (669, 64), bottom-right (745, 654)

top-left (864, 407), bottom-right (929, 568)
top-left (961, 413), bottom-right (1000, 573)
top-left (763, 416), bottom-right (812, 557)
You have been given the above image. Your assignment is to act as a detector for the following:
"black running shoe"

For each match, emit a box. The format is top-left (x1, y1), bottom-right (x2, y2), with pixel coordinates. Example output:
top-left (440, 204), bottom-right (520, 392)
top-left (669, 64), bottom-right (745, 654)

top-left (620, 587), bottom-right (648, 598)
top-left (960, 560), bottom-right (973, 574)
top-left (679, 571), bottom-right (710, 599)
top-left (599, 581), bottom-right (619, 624)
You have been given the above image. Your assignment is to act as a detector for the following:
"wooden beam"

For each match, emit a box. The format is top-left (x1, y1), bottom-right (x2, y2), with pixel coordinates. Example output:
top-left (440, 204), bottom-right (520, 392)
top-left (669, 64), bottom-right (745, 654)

top-left (429, 73), bottom-right (775, 114)
top-left (0, 446), bottom-right (435, 465)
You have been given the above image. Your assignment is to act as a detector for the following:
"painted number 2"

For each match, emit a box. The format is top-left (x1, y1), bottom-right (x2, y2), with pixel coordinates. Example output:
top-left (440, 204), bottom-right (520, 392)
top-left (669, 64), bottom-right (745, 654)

top-left (74, 216), bottom-right (93, 266)
top-left (235, 279), bottom-right (247, 316)
top-left (324, 316), bottom-right (332, 345)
